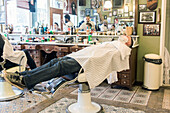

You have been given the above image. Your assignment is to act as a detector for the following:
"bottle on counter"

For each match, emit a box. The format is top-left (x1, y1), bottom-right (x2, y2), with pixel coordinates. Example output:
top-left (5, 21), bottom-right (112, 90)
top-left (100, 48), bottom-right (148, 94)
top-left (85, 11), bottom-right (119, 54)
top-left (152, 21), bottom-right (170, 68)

top-left (88, 34), bottom-right (93, 44)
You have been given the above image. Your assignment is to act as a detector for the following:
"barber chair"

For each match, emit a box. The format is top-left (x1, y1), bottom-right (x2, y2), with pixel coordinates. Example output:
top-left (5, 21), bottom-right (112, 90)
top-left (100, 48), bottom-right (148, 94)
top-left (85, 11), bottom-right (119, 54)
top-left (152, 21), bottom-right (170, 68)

top-left (51, 69), bottom-right (104, 113)
top-left (0, 60), bottom-right (24, 101)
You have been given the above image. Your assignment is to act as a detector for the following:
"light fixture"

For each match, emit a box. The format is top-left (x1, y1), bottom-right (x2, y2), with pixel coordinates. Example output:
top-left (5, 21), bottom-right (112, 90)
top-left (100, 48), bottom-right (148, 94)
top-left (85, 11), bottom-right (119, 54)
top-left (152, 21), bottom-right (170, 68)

top-left (104, 0), bottom-right (112, 9)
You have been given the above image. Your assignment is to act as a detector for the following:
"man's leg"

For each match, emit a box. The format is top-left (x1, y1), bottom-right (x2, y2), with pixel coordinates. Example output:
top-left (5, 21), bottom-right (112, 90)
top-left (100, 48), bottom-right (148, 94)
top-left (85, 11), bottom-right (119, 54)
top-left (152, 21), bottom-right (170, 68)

top-left (20, 56), bottom-right (69, 75)
top-left (22, 49), bottom-right (37, 70)
top-left (23, 57), bottom-right (81, 89)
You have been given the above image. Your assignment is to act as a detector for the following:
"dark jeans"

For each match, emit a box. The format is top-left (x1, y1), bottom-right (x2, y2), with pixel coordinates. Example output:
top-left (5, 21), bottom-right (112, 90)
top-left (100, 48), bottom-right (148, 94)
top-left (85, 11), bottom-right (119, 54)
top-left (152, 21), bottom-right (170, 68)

top-left (21, 56), bottom-right (81, 89)
top-left (0, 50), bottom-right (36, 71)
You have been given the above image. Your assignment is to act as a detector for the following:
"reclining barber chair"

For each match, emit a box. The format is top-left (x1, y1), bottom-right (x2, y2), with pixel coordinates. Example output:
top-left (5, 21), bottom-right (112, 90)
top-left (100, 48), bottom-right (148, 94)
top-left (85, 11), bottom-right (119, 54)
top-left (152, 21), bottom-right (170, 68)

top-left (51, 69), bottom-right (104, 113)
top-left (0, 59), bottom-right (25, 101)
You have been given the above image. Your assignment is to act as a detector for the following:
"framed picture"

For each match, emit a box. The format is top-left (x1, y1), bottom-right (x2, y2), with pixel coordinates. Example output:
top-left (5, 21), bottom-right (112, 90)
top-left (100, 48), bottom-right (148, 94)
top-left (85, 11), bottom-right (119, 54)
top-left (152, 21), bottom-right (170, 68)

top-left (138, 11), bottom-right (156, 24)
top-left (118, 9), bottom-right (124, 14)
top-left (113, 10), bottom-right (117, 16)
top-left (85, 8), bottom-right (91, 16)
top-left (138, 4), bottom-right (147, 11)
top-left (80, 10), bottom-right (85, 17)
top-left (113, 0), bottom-right (124, 8)
top-left (103, 0), bottom-right (112, 12)
top-left (104, 15), bottom-right (107, 19)
top-left (91, 0), bottom-right (102, 9)
top-left (143, 24), bottom-right (160, 36)
top-left (79, 0), bottom-right (86, 6)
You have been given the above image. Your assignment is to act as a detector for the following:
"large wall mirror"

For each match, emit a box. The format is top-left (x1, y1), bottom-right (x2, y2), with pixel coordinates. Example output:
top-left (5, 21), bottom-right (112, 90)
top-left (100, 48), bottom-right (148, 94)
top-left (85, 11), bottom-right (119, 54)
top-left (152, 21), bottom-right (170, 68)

top-left (77, 0), bottom-right (138, 32)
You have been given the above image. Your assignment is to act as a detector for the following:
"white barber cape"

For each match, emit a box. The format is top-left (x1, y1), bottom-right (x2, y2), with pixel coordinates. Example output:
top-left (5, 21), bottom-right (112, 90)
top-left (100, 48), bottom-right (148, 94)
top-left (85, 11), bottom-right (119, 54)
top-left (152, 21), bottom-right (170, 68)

top-left (1, 35), bottom-right (27, 67)
top-left (67, 40), bottom-right (131, 89)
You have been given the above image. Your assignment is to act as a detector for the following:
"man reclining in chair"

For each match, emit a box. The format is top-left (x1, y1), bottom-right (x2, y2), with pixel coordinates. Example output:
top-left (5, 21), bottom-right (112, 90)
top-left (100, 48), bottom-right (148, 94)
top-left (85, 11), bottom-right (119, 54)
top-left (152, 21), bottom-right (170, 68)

top-left (0, 34), bottom-right (36, 71)
top-left (4, 34), bottom-right (132, 93)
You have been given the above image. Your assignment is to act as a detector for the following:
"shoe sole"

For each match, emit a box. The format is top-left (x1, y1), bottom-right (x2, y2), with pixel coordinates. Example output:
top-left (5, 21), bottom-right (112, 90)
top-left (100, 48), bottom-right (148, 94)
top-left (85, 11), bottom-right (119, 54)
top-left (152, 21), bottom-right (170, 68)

top-left (4, 72), bottom-right (24, 90)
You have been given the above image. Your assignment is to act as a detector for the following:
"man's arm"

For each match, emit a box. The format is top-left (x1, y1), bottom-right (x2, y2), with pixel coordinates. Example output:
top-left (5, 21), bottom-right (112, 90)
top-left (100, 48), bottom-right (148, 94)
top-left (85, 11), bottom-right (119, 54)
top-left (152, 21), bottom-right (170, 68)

top-left (78, 22), bottom-right (86, 30)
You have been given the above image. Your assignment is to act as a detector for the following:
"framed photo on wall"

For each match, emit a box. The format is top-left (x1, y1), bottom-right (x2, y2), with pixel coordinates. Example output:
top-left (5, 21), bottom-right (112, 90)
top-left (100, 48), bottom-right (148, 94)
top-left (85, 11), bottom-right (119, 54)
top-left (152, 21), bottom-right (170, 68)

top-left (113, 0), bottom-right (124, 8)
top-left (80, 10), bottom-right (85, 16)
top-left (138, 11), bottom-right (156, 24)
top-left (143, 24), bottom-right (160, 36)
top-left (138, 4), bottom-right (147, 11)
top-left (85, 8), bottom-right (91, 16)
top-left (113, 10), bottom-right (117, 16)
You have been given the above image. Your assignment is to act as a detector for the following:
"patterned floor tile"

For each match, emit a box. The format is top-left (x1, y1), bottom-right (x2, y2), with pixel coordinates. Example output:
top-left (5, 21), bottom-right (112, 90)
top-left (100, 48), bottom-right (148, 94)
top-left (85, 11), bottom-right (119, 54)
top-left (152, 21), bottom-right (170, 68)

top-left (0, 90), bottom-right (46, 113)
top-left (162, 89), bottom-right (170, 110)
top-left (98, 88), bottom-right (121, 100)
top-left (130, 88), bottom-right (151, 106)
top-left (70, 86), bottom-right (151, 106)
top-left (40, 98), bottom-right (145, 113)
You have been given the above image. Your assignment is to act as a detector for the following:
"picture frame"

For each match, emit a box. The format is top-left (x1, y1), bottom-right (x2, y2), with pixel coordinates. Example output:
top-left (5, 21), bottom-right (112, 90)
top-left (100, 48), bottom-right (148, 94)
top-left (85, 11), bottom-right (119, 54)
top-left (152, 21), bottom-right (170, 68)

top-left (113, 10), bottom-right (117, 16)
top-left (103, 0), bottom-right (112, 12)
top-left (104, 15), bottom-right (107, 19)
top-left (117, 9), bottom-right (124, 14)
top-left (138, 4), bottom-right (147, 11)
top-left (85, 8), bottom-right (91, 16)
top-left (80, 10), bottom-right (85, 17)
top-left (143, 24), bottom-right (160, 36)
top-left (113, 0), bottom-right (124, 8)
top-left (138, 11), bottom-right (156, 24)
top-left (79, 0), bottom-right (86, 6)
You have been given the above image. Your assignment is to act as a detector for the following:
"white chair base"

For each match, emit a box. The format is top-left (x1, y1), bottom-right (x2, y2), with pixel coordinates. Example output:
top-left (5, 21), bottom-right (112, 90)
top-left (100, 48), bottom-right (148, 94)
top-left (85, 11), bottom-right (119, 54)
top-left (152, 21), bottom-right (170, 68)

top-left (67, 91), bottom-right (103, 113)
top-left (0, 80), bottom-right (23, 101)
top-left (0, 66), bottom-right (24, 101)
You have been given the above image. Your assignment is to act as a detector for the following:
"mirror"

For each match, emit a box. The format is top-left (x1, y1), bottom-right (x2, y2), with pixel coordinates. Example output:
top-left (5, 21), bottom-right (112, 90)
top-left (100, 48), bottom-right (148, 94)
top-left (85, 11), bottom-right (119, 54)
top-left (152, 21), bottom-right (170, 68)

top-left (77, 0), bottom-right (138, 32)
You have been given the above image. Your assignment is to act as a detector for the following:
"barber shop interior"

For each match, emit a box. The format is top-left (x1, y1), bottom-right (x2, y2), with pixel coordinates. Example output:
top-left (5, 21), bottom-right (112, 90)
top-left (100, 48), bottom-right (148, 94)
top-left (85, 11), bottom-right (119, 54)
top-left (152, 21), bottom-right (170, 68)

top-left (0, 0), bottom-right (170, 112)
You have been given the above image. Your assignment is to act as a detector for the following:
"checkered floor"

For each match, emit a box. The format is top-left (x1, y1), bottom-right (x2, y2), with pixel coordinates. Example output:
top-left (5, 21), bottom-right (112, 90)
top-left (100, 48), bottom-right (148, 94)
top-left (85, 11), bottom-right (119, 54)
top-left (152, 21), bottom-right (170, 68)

top-left (39, 98), bottom-right (145, 113)
top-left (162, 89), bottom-right (170, 110)
top-left (71, 86), bottom-right (151, 106)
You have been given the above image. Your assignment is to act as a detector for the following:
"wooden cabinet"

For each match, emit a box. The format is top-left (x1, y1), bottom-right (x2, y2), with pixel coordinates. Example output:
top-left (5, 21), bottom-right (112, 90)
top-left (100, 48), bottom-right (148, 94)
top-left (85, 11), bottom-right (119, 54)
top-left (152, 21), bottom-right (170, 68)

top-left (111, 47), bottom-right (138, 90)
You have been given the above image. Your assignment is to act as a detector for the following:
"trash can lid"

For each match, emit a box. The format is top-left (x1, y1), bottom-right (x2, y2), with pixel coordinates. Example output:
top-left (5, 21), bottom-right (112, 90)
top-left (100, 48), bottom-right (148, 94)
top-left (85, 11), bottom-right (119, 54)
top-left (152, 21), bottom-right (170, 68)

top-left (144, 54), bottom-right (161, 59)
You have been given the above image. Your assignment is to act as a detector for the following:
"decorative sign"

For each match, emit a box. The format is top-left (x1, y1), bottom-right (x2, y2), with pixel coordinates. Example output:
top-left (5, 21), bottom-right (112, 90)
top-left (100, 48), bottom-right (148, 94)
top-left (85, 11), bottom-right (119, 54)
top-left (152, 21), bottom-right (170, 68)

top-left (147, 0), bottom-right (158, 10)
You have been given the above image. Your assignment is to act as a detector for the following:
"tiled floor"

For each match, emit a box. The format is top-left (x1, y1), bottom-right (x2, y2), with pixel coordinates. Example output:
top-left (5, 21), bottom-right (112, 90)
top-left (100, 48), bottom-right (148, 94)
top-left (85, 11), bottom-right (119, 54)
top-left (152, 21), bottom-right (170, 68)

top-left (162, 89), bottom-right (170, 110)
top-left (71, 86), bottom-right (151, 106)
top-left (0, 87), bottom-right (46, 113)
top-left (39, 98), bottom-right (145, 113)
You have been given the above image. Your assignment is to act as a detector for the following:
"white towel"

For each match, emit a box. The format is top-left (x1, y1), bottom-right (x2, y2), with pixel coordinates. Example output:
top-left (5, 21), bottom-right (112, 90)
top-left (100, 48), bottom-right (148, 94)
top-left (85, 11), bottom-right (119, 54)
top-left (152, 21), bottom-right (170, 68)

top-left (67, 40), bottom-right (131, 89)
top-left (1, 35), bottom-right (27, 67)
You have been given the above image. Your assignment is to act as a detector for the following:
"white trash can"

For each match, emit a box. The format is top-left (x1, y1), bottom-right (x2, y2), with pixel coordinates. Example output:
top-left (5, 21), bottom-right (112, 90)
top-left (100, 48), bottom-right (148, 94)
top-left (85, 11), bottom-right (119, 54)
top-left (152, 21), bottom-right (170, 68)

top-left (143, 54), bottom-right (162, 90)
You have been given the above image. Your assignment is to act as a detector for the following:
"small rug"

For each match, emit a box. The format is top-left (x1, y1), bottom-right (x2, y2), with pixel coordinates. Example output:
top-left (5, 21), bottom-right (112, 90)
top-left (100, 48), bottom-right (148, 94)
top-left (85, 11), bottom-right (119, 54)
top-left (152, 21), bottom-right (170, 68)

top-left (162, 89), bottom-right (170, 110)
top-left (39, 98), bottom-right (145, 113)
top-left (71, 86), bottom-right (151, 106)
top-left (0, 87), bottom-right (46, 113)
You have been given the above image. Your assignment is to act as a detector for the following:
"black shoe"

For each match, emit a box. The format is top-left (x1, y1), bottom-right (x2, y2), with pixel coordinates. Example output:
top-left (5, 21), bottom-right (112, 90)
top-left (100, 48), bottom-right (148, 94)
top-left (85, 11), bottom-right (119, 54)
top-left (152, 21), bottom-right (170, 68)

top-left (46, 77), bottom-right (67, 93)
top-left (4, 72), bottom-right (25, 90)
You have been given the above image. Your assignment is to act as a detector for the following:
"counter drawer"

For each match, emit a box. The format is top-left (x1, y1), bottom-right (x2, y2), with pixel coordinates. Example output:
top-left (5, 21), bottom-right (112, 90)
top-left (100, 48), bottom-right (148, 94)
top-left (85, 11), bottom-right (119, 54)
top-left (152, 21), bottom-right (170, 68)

top-left (25, 45), bottom-right (37, 50)
top-left (119, 73), bottom-right (130, 79)
top-left (120, 79), bottom-right (130, 86)
top-left (55, 47), bottom-right (69, 52)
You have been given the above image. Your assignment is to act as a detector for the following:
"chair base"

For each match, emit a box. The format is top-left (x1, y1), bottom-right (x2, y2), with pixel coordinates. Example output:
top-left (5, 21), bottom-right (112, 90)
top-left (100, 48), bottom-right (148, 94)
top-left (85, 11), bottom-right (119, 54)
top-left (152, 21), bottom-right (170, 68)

top-left (0, 80), bottom-right (23, 101)
top-left (0, 66), bottom-right (25, 101)
top-left (66, 102), bottom-right (103, 113)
